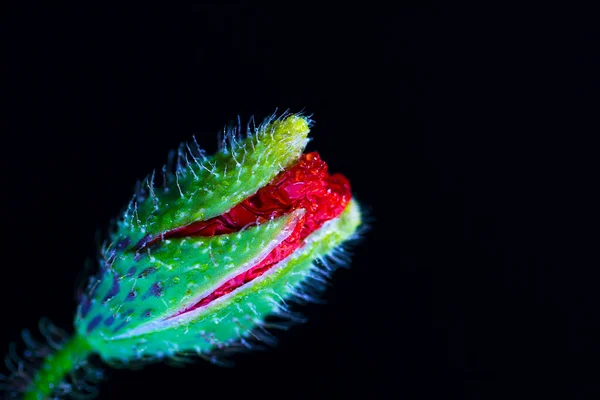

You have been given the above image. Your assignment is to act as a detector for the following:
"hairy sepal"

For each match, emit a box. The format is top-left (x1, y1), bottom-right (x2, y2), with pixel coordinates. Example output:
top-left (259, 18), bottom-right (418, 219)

top-left (114, 113), bottom-right (311, 248)
top-left (93, 199), bottom-right (361, 365)
top-left (75, 211), bottom-right (300, 360)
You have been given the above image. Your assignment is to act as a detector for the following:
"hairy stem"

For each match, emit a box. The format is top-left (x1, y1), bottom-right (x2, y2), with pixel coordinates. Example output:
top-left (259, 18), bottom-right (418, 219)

top-left (24, 334), bottom-right (92, 400)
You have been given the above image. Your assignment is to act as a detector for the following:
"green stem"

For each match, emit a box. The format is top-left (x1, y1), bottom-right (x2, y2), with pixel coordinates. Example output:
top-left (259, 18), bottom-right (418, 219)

top-left (24, 334), bottom-right (93, 400)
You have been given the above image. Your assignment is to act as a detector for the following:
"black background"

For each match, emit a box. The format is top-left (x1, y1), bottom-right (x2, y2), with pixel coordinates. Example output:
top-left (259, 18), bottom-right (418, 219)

top-left (1, 4), bottom-right (598, 400)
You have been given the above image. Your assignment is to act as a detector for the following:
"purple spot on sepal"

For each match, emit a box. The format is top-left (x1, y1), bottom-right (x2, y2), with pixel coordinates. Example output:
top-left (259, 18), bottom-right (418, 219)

top-left (104, 315), bottom-right (115, 326)
top-left (142, 309), bottom-right (152, 317)
top-left (87, 315), bottom-right (103, 333)
top-left (107, 252), bottom-right (117, 264)
top-left (88, 279), bottom-right (100, 297)
top-left (80, 295), bottom-right (91, 318)
top-left (149, 282), bottom-right (163, 297)
top-left (138, 267), bottom-right (157, 278)
top-left (116, 237), bottom-right (131, 250)
top-left (126, 291), bottom-right (137, 301)
top-left (103, 274), bottom-right (121, 302)
top-left (125, 266), bottom-right (137, 277)
top-left (134, 234), bottom-right (153, 252)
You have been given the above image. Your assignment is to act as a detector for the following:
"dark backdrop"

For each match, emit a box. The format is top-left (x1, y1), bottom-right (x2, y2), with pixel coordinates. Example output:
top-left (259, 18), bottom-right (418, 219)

top-left (1, 4), bottom-right (598, 400)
